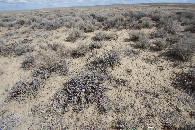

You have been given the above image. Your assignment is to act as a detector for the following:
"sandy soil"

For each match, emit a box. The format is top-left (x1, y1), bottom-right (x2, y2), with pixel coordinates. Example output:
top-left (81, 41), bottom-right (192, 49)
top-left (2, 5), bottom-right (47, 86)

top-left (0, 3), bottom-right (194, 129)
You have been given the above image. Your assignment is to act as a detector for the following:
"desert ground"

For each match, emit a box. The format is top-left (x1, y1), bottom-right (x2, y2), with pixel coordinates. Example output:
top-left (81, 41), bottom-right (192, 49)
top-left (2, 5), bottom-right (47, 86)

top-left (0, 3), bottom-right (195, 129)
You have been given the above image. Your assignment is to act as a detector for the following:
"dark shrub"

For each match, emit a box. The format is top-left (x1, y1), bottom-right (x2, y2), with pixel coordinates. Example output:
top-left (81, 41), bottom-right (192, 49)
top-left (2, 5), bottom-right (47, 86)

top-left (88, 50), bottom-right (120, 73)
top-left (173, 70), bottom-right (195, 95)
top-left (92, 32), bottom-right (118, 41)
top-left (22, 54), bottom-right (35, 70)
top-left (71, 45), bottom-right (89, 58)
top-left (8, 78), bottom-right (43, 100)
top-left (52, 71), bottom-right (105, 111)
top-left (89, 42), bottom-right (103, 50)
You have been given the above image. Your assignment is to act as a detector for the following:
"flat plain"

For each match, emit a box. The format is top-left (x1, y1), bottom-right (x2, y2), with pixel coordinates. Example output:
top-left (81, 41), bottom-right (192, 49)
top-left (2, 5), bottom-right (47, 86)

top-left (0, 3), bottom-right (194, 129)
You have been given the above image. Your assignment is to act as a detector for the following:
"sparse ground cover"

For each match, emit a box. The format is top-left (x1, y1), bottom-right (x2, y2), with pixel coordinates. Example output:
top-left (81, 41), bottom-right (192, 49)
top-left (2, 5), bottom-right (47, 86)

top-left (0, 3), bottom-right (195, 129)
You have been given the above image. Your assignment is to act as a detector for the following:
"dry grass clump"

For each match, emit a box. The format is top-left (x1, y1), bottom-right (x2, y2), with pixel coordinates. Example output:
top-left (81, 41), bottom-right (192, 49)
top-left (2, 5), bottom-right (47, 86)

top-left (92, 32), bottom-right (118, 41)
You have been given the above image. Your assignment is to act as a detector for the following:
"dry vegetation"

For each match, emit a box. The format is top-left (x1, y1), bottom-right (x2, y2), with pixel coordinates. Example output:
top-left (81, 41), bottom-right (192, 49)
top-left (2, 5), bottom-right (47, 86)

top-left (0, 3), bottom-right (195, 129)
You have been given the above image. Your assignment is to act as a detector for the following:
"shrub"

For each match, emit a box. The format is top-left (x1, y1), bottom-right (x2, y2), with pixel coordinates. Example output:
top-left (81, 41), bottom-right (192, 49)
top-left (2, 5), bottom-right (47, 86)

top-left (173, 70), bottom-right (195, 95)
top-left (103, 14), bottom-right (125, 30)
top-left (35, 50), bottom-right (68, 76)
top-left (21, 54), bottom-right (35, 70)
top-left (8, 77), bottom-right (43, 100)
top-left (48, 42), bottom-right (61, 51)
top-left (185, 24), bottom-right (195, 33)
top-left (129, 31), bottom-right (141, 41)
top-left (66, 29), bottom-right (83, 42)
top-left (92, 32), bottom-right (118, 41)
top-left (170, 38), bottom-right (195, 61)
top-left (159, 18), bottom-right (179, 34)
top-left (150, 11), bottom-right (161, 22)
top-left (71, 45), bottom-right (89, 58)
top-left (89, 42), bottom-right (103, 50)
top-left (14, 43), bottom-right (34, 56)
top-left (0, 68), bottom-right (3, 75)
top-left (78, 22), bottom-right (95, 33)
top-left (124, 48), bottom-right (139, 57)
top-left (52, 71), bottom-right (105, 111)
top-left (88, 50), bottom-right (120, 73)
top-left (0, 42), bottom-right (34, 56)
top-left (136, 35), bottom-right (150, 49)
top-left (150, 28), bottom-right (168, 39)
top-left (139, 17), bottom-right (154, 28)
top-left (0, 112), bottom-right (22, 130)
top-left (153, 38), bottom-right (167, 51)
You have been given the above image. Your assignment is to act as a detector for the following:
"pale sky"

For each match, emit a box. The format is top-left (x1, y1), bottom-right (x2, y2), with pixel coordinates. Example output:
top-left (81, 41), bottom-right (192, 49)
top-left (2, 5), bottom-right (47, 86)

top-left (0, 0), bottom-right (194, 11)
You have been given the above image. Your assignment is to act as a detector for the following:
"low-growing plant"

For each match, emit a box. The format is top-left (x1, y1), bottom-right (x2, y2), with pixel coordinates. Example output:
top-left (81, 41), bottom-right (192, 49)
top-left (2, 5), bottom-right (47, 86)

top-left (92, 32), bottom-right (118, 41)
top-left (173, 70), bottom-right (195, 95)
top-left (0, 68), bottom-right (3, 75)
top-left (150, 28), bottom-right (168, 39)
top-left (52, 71), bottom-right (105, 112)
top-left (153, 38), bottom-right (167, 51)
top-left (78, 22), bottom-right (96, 33)
top-left (129, 31), bottom-right (141, 41)
top-left (71, 45), bottom-right (89, 58)
top-left (0, 42), bottom-right (34, 56)
top-left (88, 50), bottom-right (120, 73)
top-left (185, 24), bottom-right (195, 33)
top-left (139, 17), bottom-right (154, 28)
top-left (135, 35), bottom-right (150, 49)
top-left (48, 42), bottom-right (61, 51)
top-left (0, 112), bottom-right (22, 130)
top-left (89, 42), bottom-right (103, 50)
top-left (8, 77), bottom-right (43, 101)
top-left (124, 48), bottom-right (139, 57)
top-left (21, 54), bottom-right (35, 70)
top-left (66, 29), bottom-right (83, 42)
top-left (35, 50), bottom-right (68, 76)
top-left (170, 38), bottom-right (195, 61)
top-left (14, 43), bottom-right (34, 56)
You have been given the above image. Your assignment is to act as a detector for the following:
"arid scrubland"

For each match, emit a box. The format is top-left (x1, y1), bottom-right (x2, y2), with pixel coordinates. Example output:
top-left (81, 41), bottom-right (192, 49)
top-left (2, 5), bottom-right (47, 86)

top-left (0, 3), bottom-right (195, 129)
